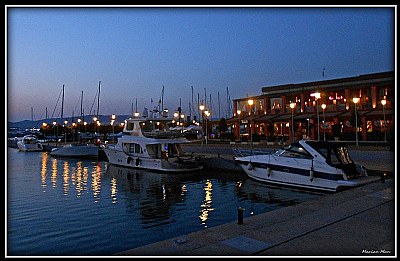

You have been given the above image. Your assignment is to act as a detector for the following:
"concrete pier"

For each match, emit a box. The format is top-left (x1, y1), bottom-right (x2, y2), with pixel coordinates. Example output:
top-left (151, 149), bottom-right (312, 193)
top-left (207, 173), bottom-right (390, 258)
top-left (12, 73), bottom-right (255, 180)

top-left (115, 176), bottom-right (395, 257)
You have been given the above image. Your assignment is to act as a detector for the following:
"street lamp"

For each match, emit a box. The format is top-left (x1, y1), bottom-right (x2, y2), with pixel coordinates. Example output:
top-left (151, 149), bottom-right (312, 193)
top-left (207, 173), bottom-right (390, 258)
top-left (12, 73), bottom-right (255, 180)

top-left (111, 114), bottom-right (116, 144)
top-left (290, 102), bottom-right (296, 143)
top-left (64, 120), bottom-right (68, 144)
top-left (321, 103), bottom-right (326, 141)
top-left (53, 121), bottom-right (57, 143)
top-left (199, 104), bottom-right (205, 145)
top-left (381, 99), bottom-right (387, 142)
top-left (180, 113), bottom-right (185, 133)
top-left (204, 110), bottom-right (210, 144)
top-left (353, 97), bottom-right (360, 147)
top-left (248, 99), bottom-right (254, 149)
top-left (72, 122), bottom-right (77, 142)
top-left (311, 92), bottom-right (321, 141)
top-left (84, 121), bottom-right (87, 141)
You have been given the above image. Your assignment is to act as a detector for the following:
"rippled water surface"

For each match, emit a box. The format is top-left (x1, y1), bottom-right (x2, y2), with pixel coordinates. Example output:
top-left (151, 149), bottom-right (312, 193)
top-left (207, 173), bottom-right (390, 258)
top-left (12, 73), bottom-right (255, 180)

top-left (7, 148), bottom-right (323, 256)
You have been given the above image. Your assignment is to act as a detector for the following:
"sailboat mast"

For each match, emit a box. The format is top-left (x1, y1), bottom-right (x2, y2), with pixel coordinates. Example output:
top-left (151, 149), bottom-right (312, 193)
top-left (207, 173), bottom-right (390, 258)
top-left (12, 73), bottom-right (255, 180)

top-left (218, 91), bottom-right (221, 119)
top-left (80, 91), bottom-right (83, 119)
top-left (61, 84), bottom-right (65, 120)
top-left (97, 81), bottom-right (101, 118)
top-left (161, 86), bottom-right (164, 111)
top-left (191, 85), bottom-right (194, 119)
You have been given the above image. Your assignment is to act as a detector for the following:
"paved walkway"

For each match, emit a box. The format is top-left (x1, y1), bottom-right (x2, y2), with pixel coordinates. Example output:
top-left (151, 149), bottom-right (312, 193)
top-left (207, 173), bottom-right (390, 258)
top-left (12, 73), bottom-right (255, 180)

top-left (115, 177), bottom-right (395, 257)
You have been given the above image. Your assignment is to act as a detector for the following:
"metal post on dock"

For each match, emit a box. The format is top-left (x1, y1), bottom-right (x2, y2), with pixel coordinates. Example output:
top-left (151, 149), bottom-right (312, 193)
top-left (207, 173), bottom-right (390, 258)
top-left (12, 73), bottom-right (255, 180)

top-left (237, 207), bottom-right (244, 225)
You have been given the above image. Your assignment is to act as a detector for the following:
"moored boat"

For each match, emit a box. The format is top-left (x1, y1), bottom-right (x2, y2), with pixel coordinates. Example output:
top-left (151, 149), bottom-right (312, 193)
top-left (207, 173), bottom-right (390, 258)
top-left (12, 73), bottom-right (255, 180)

top-left (103, 116), bottom-right (203, 173)
top-left (50, 143), bottom-right (99, 159)
top-left (234, 140), bottom-right (379, 192)
top-left (17, 134), bottom-right (44, 152)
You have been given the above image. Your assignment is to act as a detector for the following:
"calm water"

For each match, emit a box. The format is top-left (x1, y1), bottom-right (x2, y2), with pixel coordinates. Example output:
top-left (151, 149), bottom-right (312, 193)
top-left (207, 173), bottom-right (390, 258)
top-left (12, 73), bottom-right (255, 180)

top-left (7, 148), bottom-right (323, 256)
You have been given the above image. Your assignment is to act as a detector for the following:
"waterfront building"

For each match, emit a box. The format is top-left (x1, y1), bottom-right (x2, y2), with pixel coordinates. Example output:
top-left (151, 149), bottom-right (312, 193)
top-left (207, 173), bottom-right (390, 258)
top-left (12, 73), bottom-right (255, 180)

top-left (228, 71), bottom-right (394, 144)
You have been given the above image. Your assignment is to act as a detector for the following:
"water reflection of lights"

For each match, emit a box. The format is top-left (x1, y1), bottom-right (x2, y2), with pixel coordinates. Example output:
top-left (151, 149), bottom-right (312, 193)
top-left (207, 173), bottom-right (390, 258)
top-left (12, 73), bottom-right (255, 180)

top-left (51, 159), bottom-right (58, 188)
top-left (162, 184), bottom-right (166, 201)
top-left (110, 177), bottom-right (117, 204)
top-left (181, 184), bottom-right (187, 196)
top-left (199, 179), bottom-right (214, 227)
top-left (40, 152), bottom-right (48, 192)
top-left (74, 162), bottom-right (83, 197)
top-left (63, 161), bottom-right (69, 195)
top-left (41, 156), bottom-right (103, 201)
top-left (91, 163), bottom-right (102, 203)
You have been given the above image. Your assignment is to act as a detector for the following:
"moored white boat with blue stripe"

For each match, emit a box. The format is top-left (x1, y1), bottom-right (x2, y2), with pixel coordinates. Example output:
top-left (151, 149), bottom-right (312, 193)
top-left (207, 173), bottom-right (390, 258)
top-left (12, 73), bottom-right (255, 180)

top-left (234, 140), bottom-right (378, 192)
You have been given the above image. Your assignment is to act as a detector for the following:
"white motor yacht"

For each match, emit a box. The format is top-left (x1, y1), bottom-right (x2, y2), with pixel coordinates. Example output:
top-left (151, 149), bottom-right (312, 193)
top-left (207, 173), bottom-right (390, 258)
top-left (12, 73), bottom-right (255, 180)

top-left (103, 116), bottom-right (203, 173)
top-left (234, 140), bottom-right (379, 192)
top-left (17, 134), bottom-right (44, 152)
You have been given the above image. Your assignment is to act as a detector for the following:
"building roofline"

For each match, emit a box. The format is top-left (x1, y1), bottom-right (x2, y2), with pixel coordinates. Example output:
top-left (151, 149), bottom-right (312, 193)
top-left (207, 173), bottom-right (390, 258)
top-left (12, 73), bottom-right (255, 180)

top-left (261, 70), bottom-right (394, 95)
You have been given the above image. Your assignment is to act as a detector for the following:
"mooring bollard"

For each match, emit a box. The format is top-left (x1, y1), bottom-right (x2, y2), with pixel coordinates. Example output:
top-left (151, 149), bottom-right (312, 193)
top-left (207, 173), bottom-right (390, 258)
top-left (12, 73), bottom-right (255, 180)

top-left (381, 172), bottom-right (386, 183)
top-left (237, 207), bottom-right (244, 225)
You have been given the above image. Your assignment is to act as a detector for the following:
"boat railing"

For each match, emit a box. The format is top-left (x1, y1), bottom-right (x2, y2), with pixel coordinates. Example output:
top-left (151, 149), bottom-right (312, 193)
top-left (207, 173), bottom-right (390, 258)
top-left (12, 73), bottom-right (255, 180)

top-left (232, 147), bottom-right (271, 157)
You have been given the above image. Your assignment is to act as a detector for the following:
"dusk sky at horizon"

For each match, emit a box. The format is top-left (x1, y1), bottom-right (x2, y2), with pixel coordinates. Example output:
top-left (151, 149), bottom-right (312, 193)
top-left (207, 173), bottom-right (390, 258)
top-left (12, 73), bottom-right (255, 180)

top-left (6, 6), bottom-right (395, 123)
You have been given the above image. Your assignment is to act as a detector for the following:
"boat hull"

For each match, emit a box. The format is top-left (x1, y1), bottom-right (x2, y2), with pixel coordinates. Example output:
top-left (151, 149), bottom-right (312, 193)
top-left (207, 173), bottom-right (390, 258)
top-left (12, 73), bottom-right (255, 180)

top-left (50, 145), bottom-right (99, 158)
top-left (236, 160), bottom-right (375, 192)
top-left (104, 147), bottom-right (203, 173)
top-left (17, 142), bottom-right (43, 152)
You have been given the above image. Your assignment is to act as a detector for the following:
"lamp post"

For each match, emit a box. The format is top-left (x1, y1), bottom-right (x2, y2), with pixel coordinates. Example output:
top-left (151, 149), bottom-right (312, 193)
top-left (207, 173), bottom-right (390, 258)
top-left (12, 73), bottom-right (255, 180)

top-left (180, 113), bottom-right (185, 133)
top-left (248, 99), bottom-right (254, 149)
top-left (310, 92), bottom-right (321, 141)
top-left (353, 97), bottom-right (360, 147)
top-left (84, 121), bottom-right (87, 141)
top-left (64, 120), bottom-right (68, 144)
top-left (199, 104), bottom-right (205, 145)
top-left (313, 92), bottom-right (321, 141)
top-left (290, 102), bottom-right (296, 143)
top-left (204, 110), bottom-right (210, 144)
top-left (72, 122), bottom-right (77, 142)
top-left (111, 114), bottom-right (116, 144)
top-left (381, 99), bottom-right (387, 142)
top-left (53, 121), bottom-right (57, 144)
top-left (321, 103), bottom-right (326, 141)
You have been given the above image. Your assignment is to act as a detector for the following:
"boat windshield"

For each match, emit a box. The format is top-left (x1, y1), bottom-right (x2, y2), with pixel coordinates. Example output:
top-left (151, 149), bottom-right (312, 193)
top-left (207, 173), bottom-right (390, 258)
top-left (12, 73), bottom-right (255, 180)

top-left (280, 143), bottom-right (313, 159)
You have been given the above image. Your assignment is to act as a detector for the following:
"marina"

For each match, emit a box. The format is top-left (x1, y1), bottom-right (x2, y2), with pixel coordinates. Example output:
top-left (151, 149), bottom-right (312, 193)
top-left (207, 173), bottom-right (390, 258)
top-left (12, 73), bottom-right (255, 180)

top-left (6, 7), bottom-right (395, 257)
top-left (7, 147), bottom-right (325, 256)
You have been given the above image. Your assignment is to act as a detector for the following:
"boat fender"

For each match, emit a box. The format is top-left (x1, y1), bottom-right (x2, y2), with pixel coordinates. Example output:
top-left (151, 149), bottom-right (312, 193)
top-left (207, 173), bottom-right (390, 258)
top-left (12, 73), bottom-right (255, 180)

top-left (267, 167), bottom-right (271, 177)
top-left (247, 162), bottom-right (254, 170)
top-left (136, 158), bottom-right (140, 166)
top-left (127, 157), bottom-right (132, 164)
